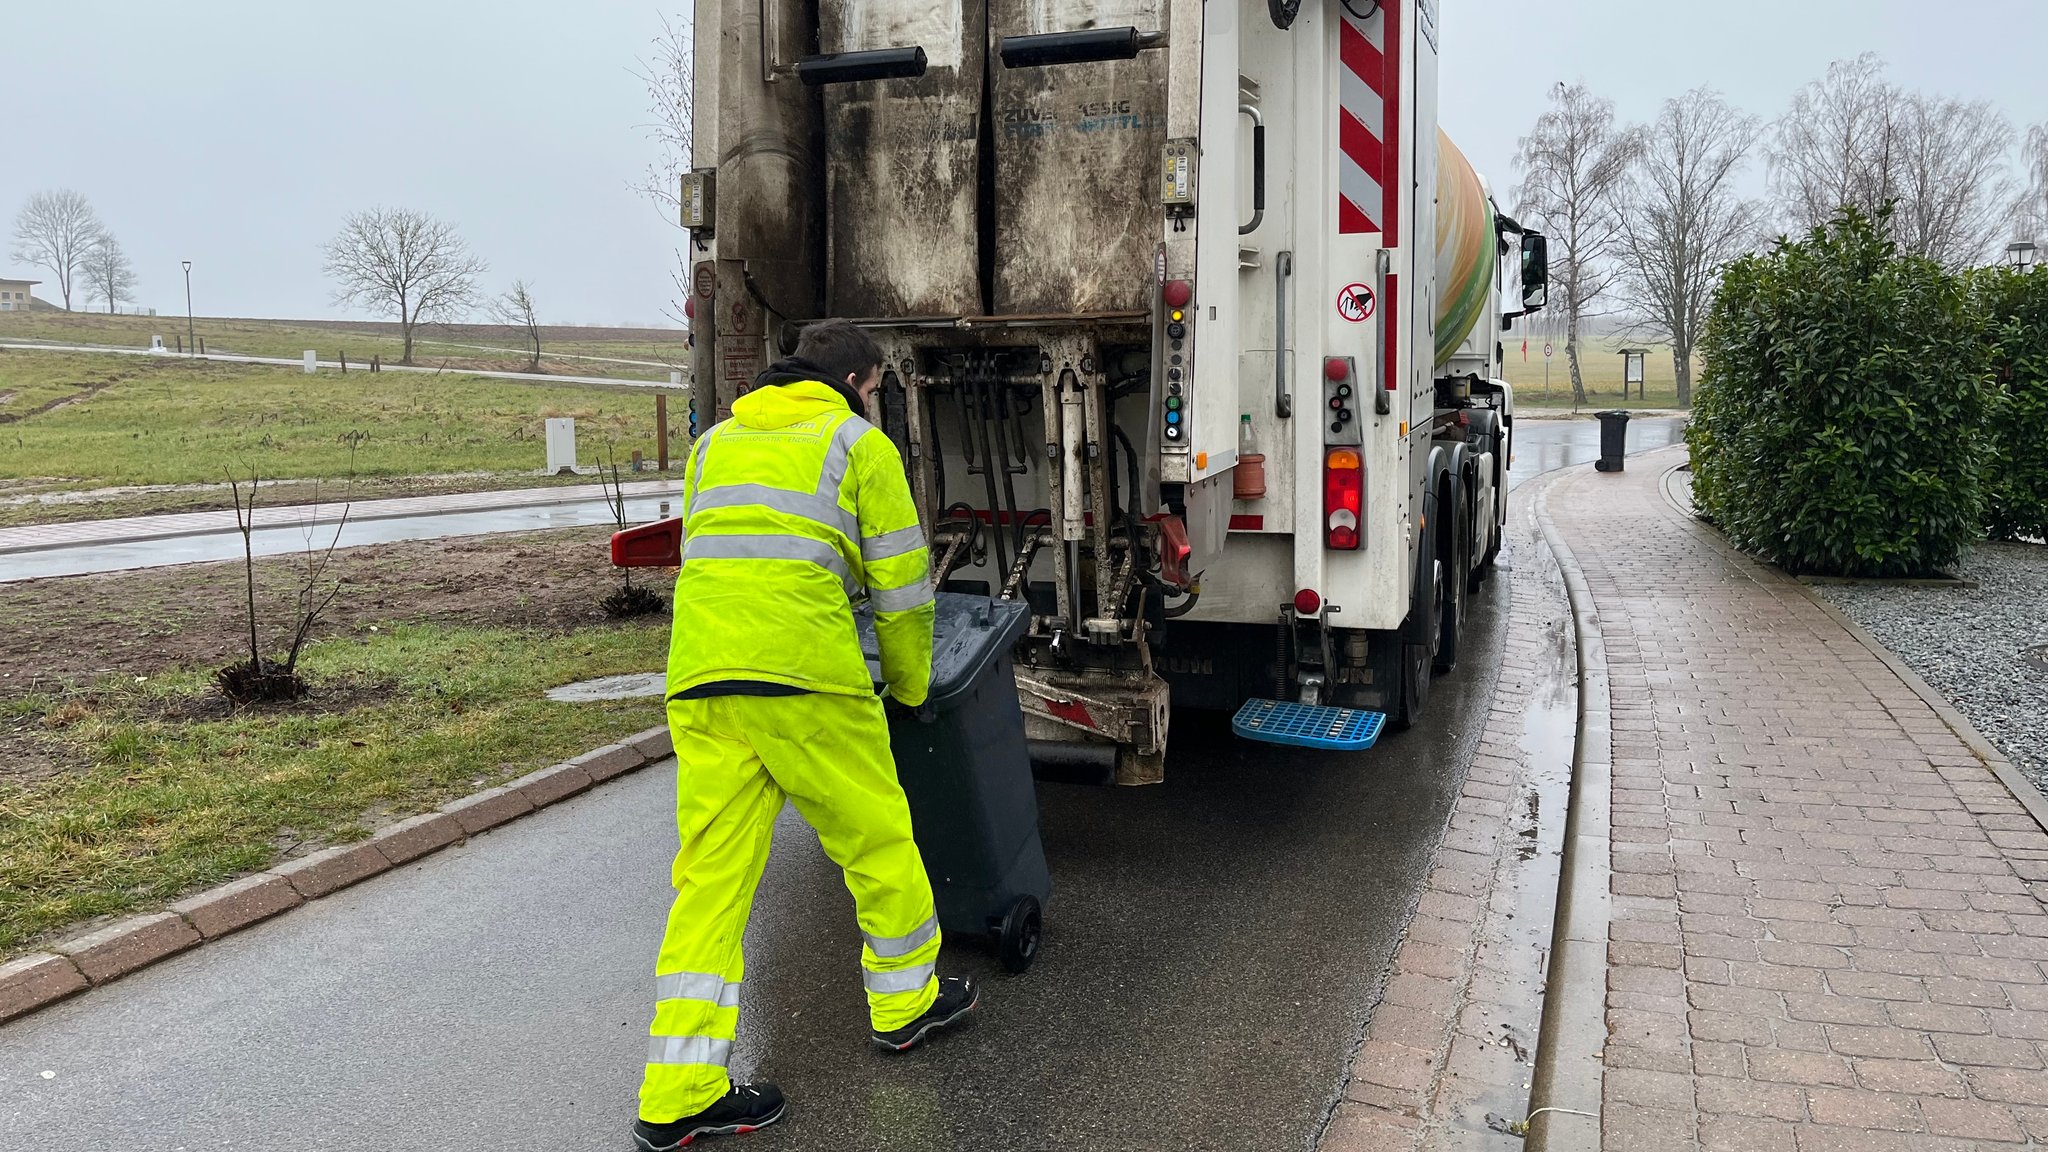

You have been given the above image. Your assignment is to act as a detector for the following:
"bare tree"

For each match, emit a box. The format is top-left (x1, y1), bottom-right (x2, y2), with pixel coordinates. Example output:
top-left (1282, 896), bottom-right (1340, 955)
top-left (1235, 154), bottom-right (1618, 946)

top-left (81, 233), bottom-right (138, 314)
top-left (1892, 95), bottom-right (2014, 269)
top-left (493, 280), bottom-right (543, 371)
top-left (1515, 83), bottom-right (1642, 406)
top-left (2009, 123), bottom-right (2048, 249)
top-left (1768, 54), bottom-right (1902, 234)
top-left (633, 13), bottom-right (696, 327)
top-left (322, 208), bottom-right (486, 364)
top-left (10, 189), bottom-right (104, 311)
top-left (1771, 54), bottom-right (2014, 269)
top-left (1614, 88), bottom-right (1765, 407)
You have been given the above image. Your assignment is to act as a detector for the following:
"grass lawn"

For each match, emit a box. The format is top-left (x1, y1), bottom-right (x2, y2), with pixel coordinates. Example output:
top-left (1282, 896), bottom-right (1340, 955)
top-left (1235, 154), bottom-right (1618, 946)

top-left (0, 621), bottom-right (667, 955)
top-left (1503, 334), bottom-right (1693, 410)
top-left (0, 526), bottom-right (673, 956)
top-left (0, 349), bottom-right (687, 493)
top-left (0, 311), bottom-right (687, 382)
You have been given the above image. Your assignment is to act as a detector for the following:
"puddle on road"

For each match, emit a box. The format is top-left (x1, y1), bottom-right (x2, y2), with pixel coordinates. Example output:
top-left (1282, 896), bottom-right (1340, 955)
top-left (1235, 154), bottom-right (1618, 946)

top-left (545, 672), bottom-right (666, 702)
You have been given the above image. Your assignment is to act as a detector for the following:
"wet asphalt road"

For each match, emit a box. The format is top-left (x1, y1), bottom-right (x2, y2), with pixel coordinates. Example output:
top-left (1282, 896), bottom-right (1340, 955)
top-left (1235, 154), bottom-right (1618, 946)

top-left (0, 418), bottom-right (1673, 1150)
top-left (0, 604), bottom-right (1507, 1152)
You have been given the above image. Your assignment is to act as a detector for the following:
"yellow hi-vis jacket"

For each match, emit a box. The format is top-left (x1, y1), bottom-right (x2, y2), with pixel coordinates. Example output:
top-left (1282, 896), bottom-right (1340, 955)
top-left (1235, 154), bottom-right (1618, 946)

top-left (666, 379), bottom-right (936, 707)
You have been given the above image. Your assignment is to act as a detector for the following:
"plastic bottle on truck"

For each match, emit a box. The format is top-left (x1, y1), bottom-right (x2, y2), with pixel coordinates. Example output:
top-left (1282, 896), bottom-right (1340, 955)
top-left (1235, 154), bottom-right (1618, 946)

top-left (1235, 414), bottom-right (1266, 501)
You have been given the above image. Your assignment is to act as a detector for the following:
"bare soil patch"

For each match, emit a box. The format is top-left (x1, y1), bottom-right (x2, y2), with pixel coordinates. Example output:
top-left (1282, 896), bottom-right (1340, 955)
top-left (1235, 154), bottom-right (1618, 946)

top-left (0, 525), bottom-right (646, 698)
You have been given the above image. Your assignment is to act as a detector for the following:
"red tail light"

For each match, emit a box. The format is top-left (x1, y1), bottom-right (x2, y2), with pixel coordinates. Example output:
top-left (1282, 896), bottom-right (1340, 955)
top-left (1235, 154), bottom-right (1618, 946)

top-left (1325, 449), bottom-right (1362, 551)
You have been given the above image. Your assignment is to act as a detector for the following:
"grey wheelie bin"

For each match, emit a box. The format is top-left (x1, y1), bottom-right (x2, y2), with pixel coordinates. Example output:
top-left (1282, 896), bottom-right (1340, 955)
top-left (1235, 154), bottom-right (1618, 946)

top-left (858, 592), bottom-right (1049, 972)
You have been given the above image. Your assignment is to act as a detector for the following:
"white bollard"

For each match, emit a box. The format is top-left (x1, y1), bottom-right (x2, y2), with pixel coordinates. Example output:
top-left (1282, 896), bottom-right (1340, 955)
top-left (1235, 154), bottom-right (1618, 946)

top-left (149, 335), bottom-right (166, 354)
top-left (671, 370), bottom-right (683, 387)
top-left (303, 350), bottom-right (318, 374)
top-left (545, 417), bottom-right (578, 475)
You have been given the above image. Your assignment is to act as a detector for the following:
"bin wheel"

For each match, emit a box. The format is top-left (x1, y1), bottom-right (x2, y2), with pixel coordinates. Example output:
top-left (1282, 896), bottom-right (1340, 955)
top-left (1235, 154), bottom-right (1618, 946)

top-left (997, 896), bottom-right (1043, 973)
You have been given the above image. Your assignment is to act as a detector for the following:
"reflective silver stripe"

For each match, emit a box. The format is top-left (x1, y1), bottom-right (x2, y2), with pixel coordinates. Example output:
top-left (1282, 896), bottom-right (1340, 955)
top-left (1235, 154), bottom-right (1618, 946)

top-left (655, 971), bottom-right (741, 1008)
top-left (819, 416), bottom-right (874, 501)
top-left (861, 524), bottom-right (926, 563)
top-left (683, 533), bottom-right (854, 589)
top-left (870, 580), bottom-right (935, 614)
top-left (862, 961), bottom-right (937, 995)
top-left (689, 426), bottom-right (717, 501)
top-left (864, 915), bottom-right (939, 959)
top-left (647, 1035), bottom-right (734, 1067)
top-left (692, 483), bottom-right (860, 541)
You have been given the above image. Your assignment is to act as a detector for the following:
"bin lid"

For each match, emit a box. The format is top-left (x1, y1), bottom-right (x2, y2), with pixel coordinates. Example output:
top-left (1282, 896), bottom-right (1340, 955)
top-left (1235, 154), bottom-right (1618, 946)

top-left (858, 592), bottom-right (1030, 710)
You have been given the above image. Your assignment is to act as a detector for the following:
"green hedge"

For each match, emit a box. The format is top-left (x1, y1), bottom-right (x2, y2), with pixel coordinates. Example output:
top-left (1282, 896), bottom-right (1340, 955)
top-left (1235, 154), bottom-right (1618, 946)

top-left (1687, 208), bottom-right (1992, 577)
top-left (1971, 266), bottom-right (2048, 542)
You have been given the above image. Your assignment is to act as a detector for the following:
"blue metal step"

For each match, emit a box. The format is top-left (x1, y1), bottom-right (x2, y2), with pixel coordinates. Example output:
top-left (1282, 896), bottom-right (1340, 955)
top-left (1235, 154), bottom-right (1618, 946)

top-left (1231, 699), bottom-right (1387, 751)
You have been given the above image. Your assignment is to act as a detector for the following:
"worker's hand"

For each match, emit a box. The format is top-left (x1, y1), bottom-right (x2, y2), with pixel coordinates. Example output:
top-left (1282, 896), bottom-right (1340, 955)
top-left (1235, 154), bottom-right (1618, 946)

top-left (881, 684), bottom-right (932, 722)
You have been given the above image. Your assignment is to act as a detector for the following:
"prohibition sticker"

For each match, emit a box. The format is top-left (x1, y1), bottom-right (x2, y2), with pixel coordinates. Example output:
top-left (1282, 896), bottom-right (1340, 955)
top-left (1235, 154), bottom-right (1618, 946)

top-left (693, 262), bottom-right (715, 299)
top-left (1336, 283), bottom-right (1376, 323)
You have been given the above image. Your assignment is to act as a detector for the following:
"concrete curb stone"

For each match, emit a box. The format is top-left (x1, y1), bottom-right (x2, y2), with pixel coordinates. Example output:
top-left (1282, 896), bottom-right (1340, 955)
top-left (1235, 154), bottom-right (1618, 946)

top-left (369, 811), bottom-right (465, 865)
top-left (625, 725), bottom-right (673, 765)
top-left (512, 761), bottom-right (597, 808)
top-left (0, 725), bottom-right (667, 1029)
top-left (0, 953), bottom-right (89, 1023)
top-left (52, 912), bottom-right (203, 984)
top-left (440, 784), bottom-right (537, 835)
top-left (571, 741), bottom-right (645, 783)
top-left (168, 873), bottom-right (303, 939)
top-left (267, 842), bottom-right (395, 900)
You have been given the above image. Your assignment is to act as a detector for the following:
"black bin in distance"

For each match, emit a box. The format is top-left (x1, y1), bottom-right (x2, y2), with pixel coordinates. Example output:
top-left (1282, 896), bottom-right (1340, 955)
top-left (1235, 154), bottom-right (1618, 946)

top-left (1594, 409), bottom-right (1631, 473)
top-left (859, 592), bottom-right (1049, 973)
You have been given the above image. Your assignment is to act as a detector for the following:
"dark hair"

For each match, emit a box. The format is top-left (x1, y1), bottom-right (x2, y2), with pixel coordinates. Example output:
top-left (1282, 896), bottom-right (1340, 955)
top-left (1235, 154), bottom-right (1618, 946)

top-left (794, 319), bottom-right (885, 387)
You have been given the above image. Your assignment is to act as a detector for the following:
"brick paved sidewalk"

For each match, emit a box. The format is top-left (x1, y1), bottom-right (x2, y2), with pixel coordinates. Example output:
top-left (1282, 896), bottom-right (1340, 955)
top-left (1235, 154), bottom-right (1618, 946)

top-left (1550, 447), bottom-right (2048, 1150)
top-left (0, 478), bottom-right (682, 554)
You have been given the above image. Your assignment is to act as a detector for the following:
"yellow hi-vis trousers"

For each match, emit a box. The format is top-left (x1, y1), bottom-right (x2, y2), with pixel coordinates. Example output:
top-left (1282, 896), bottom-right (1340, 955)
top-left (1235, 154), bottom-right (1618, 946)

top-left (637, 691), bottom-right (942, 1123)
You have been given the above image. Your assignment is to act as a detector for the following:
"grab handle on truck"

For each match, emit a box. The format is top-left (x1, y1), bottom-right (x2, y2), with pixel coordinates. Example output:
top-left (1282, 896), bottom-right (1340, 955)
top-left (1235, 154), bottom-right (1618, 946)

top-left (794, 46), bottom-right (929, 85)
top-left (1275, 251), bottom-right (1294, 419)
top-left (1239, 105), bottom-right (1265, 236)
top-left (999, 27), bottom-right (1165, 68)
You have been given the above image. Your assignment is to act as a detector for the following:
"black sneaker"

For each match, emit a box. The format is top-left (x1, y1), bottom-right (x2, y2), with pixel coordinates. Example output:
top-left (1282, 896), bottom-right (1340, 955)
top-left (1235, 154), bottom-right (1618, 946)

top-left (631, 1083), bottom-right (786, 1149)
top-left (871, 976), bottom-right (979, 1052)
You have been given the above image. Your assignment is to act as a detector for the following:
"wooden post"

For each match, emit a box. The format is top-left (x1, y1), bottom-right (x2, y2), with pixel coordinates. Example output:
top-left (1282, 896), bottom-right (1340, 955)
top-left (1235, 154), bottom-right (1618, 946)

top-left (371, 355), bottom-right (380, 373)
top-left (632, 449), bottom-right (644, 473)
top-left (656, 394), bottom-right (670, 471)
top-left (176, 334), bottom-right (183, 353)
top-left (339, 351), bottom-right (348, 374)
top-left (198, 337), bottom-right (205, 355)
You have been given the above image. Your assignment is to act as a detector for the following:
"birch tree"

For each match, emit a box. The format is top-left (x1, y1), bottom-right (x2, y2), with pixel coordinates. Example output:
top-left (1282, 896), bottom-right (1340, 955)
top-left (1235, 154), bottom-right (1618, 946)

top-left (1615, 88), bottom-right (1765, 407)
top-left (1515, 84), bottom-right (1641, 406)
top-left (493, 280), bottom-right (543, 371)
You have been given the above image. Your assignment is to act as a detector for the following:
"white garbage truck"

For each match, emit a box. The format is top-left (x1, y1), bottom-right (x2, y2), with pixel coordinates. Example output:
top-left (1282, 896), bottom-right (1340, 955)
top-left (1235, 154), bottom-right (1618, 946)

top-left (653, 0), bottom-right (1549, 783)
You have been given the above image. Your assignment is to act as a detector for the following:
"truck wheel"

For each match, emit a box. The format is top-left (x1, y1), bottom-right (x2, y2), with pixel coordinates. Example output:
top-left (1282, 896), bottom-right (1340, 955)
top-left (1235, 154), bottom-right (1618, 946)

top-left (1393, 637), bottom-right (1432, 730)
top-left (998, 896), bottom-right (1043, 973)
top-left (1435, 486), bottom-right (1468, 673)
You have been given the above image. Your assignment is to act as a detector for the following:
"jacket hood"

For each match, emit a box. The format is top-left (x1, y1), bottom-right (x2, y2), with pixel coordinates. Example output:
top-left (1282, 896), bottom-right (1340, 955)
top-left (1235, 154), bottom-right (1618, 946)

top-left (733, 356), bottom-right (862, 430)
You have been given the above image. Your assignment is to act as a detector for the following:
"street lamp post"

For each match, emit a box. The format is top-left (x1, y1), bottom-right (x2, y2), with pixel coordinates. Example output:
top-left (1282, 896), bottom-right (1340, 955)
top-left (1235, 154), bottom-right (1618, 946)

top-left (181, 261), bottom-right (194, 355)
top-left (2009, 242), bottom-right (2039, 274)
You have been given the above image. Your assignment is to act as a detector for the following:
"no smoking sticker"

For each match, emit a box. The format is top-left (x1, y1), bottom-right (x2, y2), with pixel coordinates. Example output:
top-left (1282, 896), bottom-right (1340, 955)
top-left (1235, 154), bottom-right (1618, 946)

top-left (1337, 283), bottom-right (1376, 323)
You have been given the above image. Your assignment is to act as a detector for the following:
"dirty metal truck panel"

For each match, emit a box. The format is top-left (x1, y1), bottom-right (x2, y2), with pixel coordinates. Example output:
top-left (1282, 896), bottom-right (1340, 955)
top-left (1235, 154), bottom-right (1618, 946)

top-left (822, 0), bottom-right (984, 317)
top-left (989, 0), bottom-right (1171, 315)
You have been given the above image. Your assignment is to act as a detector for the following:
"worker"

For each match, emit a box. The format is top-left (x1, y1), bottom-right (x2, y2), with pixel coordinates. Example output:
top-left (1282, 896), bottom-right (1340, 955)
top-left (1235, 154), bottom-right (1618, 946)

top-left (632, 319), bottom-right (977, 1151)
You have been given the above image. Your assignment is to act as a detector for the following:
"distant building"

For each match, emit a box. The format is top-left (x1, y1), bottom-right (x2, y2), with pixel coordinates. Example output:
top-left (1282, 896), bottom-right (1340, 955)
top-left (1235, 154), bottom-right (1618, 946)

top-left (0, 278), bottom-right (39, 312)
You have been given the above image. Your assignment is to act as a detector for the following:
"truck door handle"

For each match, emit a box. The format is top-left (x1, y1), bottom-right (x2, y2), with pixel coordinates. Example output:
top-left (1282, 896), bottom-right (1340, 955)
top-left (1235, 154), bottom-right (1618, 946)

top-left (1276, 250), bottom-right (1293, 419)
top-left (1239, 105), bottom-right (1265, 236)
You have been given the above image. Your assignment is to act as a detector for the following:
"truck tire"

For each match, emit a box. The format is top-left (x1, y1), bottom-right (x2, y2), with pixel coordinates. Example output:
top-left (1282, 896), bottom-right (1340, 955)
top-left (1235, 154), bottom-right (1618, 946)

top-left (1392, 493), bottom-right (1441, 731)
top-left (1435, 478), bottom-right (1469, 673)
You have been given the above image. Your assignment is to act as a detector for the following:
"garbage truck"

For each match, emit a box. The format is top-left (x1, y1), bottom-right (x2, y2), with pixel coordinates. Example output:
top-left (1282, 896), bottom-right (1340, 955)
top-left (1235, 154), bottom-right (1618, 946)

top-left (636, 0), bottom-right (1550, 784)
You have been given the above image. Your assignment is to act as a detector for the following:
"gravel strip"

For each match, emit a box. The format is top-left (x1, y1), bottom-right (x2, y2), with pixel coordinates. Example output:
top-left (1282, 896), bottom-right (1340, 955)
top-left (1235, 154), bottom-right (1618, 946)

top-left (1817, 542), bottom-right (2048, 789)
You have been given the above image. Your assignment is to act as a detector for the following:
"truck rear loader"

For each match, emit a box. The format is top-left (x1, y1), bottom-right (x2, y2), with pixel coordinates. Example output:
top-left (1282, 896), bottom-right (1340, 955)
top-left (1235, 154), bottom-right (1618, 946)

top-left (626, 0), bottom-right (1551, 782)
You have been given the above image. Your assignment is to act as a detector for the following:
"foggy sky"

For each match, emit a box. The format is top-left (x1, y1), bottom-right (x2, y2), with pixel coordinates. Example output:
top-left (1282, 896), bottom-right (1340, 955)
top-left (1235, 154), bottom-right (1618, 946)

top-left (5, 2), bottom-right (2042, 324)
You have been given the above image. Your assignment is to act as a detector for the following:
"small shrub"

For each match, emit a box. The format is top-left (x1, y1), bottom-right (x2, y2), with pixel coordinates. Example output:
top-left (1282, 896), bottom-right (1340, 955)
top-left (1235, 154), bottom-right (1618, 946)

top-left (1970, 266), bottom-right (2048, 542)
top-left (1688, 207), bottom-right (1991, 577)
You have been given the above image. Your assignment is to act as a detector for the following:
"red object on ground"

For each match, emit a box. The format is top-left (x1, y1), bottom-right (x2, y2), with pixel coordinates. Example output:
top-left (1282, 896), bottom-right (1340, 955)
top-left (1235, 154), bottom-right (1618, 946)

top-left (612, 517), bottom-right (684, 567)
